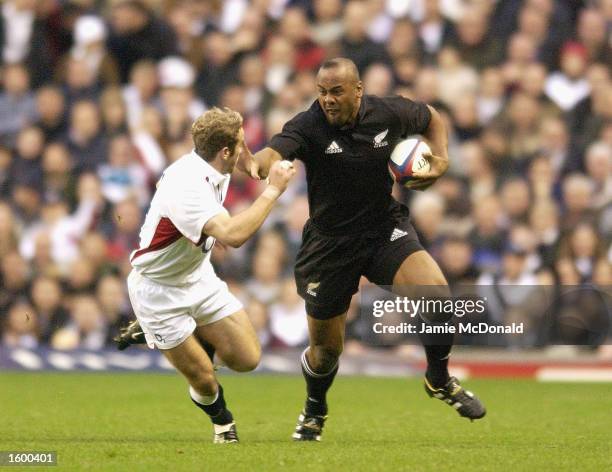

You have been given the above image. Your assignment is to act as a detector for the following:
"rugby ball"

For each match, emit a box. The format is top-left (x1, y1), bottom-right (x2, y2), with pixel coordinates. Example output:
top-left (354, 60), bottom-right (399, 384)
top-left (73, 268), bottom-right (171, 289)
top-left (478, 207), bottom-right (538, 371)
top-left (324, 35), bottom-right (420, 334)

top-left (388, 137), bottom-right (431, 186)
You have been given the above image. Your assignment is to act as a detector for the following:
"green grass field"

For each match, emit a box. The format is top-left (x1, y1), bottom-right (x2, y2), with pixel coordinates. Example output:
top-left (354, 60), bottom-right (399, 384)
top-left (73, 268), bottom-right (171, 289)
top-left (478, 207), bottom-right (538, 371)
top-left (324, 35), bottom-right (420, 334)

top-left (1, 373), bottom-right (611, 471)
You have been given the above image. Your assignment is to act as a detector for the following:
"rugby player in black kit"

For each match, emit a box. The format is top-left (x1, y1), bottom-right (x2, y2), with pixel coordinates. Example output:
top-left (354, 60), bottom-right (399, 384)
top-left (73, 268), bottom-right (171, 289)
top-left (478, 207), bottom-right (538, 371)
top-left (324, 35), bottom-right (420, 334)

top-left (246, 58), bottom-right (486, 440)
top-left (117, 57), bottom-right (486, 440)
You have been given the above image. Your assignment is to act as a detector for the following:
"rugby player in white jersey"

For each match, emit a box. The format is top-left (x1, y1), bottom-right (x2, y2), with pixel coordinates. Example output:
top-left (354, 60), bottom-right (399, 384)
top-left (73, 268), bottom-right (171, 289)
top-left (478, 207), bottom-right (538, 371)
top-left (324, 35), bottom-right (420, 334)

top-left (126, 107), bottom-right (295, 443)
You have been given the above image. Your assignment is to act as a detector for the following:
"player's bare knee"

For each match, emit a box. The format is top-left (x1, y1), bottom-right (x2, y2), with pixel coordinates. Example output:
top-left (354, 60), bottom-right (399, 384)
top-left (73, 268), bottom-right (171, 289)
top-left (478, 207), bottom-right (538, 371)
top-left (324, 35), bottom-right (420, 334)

top-left (311, 345), bottom-right (342, 372)
top-left (228, 344), bottom-right (261, 372)
top-left (247, 342), bottom-right (262, 370)
top-left (232, 355), bottom-right (259, 373)
top-left (190, 370), bottom-right (217, 395)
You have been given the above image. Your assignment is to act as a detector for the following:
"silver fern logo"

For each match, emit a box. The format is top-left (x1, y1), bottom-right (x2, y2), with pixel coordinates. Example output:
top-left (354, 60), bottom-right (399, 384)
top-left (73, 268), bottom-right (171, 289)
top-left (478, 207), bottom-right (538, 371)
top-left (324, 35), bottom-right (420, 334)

top-left (373, 129), bottom-right (389, 148)
top-left (306, 281), bottom-right (320, 297)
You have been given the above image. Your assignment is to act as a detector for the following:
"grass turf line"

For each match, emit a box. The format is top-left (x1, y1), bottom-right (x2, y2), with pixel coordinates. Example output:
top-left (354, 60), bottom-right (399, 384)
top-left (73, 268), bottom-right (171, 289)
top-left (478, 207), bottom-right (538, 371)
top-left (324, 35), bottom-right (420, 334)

top-left (1, 373), bottom-right (610, 471)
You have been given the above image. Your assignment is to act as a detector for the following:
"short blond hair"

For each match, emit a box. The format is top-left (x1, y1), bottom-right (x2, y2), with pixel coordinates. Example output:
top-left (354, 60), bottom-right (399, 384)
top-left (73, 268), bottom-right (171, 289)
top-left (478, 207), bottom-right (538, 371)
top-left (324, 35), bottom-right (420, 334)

top-left (191, 107), bottom-right (243, 161)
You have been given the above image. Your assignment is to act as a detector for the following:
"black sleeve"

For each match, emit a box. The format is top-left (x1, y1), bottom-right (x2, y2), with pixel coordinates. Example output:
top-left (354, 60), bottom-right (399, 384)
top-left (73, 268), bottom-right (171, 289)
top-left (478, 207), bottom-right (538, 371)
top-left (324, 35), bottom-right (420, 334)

top-left (387, 96), bottom-right (432, 138)
top-left (268, 112), bottom-right (311, 162)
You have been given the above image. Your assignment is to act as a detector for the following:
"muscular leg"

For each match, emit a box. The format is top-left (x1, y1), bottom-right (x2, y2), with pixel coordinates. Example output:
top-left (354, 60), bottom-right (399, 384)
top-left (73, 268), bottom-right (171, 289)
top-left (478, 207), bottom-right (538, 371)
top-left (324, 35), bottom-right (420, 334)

top-left (393, 250), bottom-right (453, 387)
top-left (162, 335), bottom-right (233, 425)
top-left (301, 311), bottom-right (347, 416)
top-left (195, 310), bottom-right (261, 373)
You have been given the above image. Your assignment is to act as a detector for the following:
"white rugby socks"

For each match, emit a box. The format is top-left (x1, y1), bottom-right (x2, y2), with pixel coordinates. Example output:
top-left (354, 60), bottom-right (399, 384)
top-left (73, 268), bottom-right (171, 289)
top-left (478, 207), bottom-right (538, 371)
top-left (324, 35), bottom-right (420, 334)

top-left (189, 385), bottom-right (218, 405)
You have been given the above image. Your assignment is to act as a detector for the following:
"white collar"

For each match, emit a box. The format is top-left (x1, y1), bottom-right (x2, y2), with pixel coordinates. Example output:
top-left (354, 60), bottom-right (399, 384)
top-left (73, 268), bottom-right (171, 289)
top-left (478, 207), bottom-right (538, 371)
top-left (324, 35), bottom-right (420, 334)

top-left (189, 150), bottom-right (229, 187)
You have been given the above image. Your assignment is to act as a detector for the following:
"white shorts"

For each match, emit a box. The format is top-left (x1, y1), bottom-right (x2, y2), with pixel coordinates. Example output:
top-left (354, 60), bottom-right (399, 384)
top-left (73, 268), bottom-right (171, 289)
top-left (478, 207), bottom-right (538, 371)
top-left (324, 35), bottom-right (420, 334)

top-left (127, 270), bottom-right (243, 350)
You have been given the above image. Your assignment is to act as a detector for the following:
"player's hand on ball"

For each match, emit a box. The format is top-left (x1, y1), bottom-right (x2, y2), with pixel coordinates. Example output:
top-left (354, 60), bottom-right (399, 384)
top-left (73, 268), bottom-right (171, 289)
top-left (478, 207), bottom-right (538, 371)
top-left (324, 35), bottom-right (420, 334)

top-left (267, 160), bottom-right (296, 193)
top-left (404, 152), bottom-right (449, 191)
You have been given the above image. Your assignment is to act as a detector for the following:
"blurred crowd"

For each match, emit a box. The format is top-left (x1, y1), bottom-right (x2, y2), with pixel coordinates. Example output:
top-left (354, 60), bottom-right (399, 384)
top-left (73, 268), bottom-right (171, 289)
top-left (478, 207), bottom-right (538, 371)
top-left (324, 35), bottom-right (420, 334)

top-left (0, 0), bottom-right (610, 353)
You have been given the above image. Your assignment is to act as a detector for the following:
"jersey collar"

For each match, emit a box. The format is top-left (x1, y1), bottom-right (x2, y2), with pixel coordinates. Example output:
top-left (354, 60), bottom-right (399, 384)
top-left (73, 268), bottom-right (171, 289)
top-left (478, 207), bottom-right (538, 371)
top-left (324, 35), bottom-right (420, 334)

top-left (190, 150), bottom-right (229, 187)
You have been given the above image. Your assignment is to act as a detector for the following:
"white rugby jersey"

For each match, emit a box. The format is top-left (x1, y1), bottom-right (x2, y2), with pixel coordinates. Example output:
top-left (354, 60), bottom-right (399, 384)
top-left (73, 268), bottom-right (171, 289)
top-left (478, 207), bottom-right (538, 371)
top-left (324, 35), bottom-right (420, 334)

top-left (130, 150), bottom-right (230, 285)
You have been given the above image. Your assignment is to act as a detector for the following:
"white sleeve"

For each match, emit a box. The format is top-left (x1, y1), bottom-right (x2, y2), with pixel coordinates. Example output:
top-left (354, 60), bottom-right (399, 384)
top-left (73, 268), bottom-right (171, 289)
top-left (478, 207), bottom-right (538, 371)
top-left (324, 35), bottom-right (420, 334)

top-left (166, 182), bottom-right (227, 244)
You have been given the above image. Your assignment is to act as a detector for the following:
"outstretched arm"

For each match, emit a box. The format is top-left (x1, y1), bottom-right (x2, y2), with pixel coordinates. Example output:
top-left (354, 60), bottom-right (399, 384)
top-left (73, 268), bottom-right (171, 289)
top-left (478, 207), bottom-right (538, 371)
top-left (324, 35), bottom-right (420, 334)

top-left (203, 160), bottom-right (295, 247)
top-left (236, 145), bottom-right (283, 180)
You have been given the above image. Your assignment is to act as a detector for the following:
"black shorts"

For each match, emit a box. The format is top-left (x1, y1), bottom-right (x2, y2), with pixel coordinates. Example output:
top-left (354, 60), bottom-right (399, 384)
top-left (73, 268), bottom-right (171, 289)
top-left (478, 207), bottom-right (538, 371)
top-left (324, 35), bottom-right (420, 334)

top-left (294, 207), bottom-right (423, 320)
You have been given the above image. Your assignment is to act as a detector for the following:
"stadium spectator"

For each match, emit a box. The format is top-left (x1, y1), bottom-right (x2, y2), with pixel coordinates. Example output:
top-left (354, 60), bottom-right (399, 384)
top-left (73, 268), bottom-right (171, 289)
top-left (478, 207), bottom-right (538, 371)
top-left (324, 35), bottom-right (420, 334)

top-left (476, 67), bottom-right (505, 125)
top-left (107, 0), bottom-right (178, 83)
top-left (410, 191), bottom-right (446, 251)
top-left (341, 1), bottom-right (391, 73)
top-left (65, 100), bottom-right (107, 173)
top-left (30, 276), bottom-right (68, 343)
top-left (12, 125), bottom-right (45, 190)
top-left (558, 223), bottom-right (606, 282)
top-left (11, 177), bottom-right (42, 229)
top-left (0, 147), bottom-right (11, 198)
top-left (584, 142), bottom-right (612, 209)
top-left (469, 195), bottom-right (506, 273)
top-left (544, 42), bottom-right (590, 112)
top-left (417, 0), bottom-right (453, 60)
top-left (362, 63), bottom-right (395, 97)
top-left (122, 60), bottom-right (160, 130)
top-left (196, 31), bottom-right (239, 106)
top-left (438, 237), bottom-right (479, 286)
top-left (500, 178), bottom-right (531, 224)
top-left (246, 247), bottom-right (284, 305)
top-left (98, 134), bottom-right (149, 206)
top-left (62, 55), bottom-right (103, 104)
top-left (96, 274), bottom-right (132, 345)
top-left (529, 199), bottom-right (561, 269)
top-left (35, 85), bottom-right (68, 142)
top-left (159, 56), bottom-right (205, 130)
top-left (245, 298), bottom-right (270, 349)
top-left (0, 201), bottom-right (17, 258)
top-left (18, 193), bottom-right (99, 273)
top-left (30, 231), bottom-right (59, 278)
top-left (100, 87), bottom-right (128, 135)
top-left (64, 15), bottom-right (120, 87)
top-left (279, 7), bottom-right (324, 72)
top-left (51, 295), bottom-right (106, 350)
top-left (576, 8), bottom-right (612, 64)
top-left (268, 278), bottom-right (309, 348)
top-left (237, 55), bottom-right (268, 116)
top-left (64, 258), bottom-right (96, 296)
top-left (2, 300), bottom-right (39, 348)
top-left (502, 32), bottom-right (537, 87)
top-left (281, 195), bottom-right (309, 264)
top-left (41, 142), bottom-right (75, 204)
top-left (0, 251), bottom-right (30, 313)
top-left (537, 117), bottom-right (572, 176)
top-left (220, 85), bottom-right (266, 153)
top-left (460, 140), bottom-right (496, 201)
top-left (79, 232), bottom-right (113, 279)
top-left (0, 0), bottom-right (51, 88)
top-left (561, 173), bottom-right (596, 230)
top-left (106, 198), bottom-right (142, 263)
top-left (445, 6), bottom-right (502, 70)
top-left (450, 93), bottom-right (481, 141)
top-left (0, 63), bottom-right (37, 145)
top-left (311, 0), bottom-right (344, 47)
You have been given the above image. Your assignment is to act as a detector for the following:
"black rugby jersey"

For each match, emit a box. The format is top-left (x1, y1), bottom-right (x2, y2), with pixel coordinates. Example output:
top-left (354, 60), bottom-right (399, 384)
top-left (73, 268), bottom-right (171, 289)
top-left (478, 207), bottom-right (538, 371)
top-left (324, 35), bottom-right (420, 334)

top-left (269, 95), bottom-right (432, 235)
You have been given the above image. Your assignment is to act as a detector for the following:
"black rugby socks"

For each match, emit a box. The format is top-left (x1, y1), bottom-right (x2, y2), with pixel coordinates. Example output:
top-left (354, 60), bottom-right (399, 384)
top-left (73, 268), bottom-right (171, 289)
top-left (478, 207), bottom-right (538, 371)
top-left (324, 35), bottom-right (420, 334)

top-left (301, 348), bottom-right (339, 416)
top-left (190, 384), bottom-right (234, 425)
top-left (422, 342), bottom-right (452, 388)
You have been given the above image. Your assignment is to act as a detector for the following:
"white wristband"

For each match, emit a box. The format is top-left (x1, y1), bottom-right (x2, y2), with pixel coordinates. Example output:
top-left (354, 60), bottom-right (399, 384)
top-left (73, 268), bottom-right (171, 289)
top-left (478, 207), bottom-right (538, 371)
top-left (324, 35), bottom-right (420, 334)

top-left (262, 186), bottom-right (282, 200)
